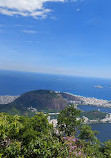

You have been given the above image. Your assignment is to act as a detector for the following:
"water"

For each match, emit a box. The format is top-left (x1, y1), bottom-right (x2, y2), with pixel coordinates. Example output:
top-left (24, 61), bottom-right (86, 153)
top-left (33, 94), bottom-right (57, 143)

top-left (78, 105), bottom-right (111, 113)
top-left (0, 70), bottom-right (111, 142)
top-left (78, 105), bottom-right (111, 142)
top-left (90, 123), bottom-right (111, 143)
top-left (1, 70), bottom-right (111, 100)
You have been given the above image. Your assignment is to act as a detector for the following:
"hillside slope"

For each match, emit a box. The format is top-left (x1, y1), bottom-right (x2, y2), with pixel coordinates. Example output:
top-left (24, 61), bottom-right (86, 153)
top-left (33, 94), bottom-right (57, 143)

top-left (0, 90), bottom-right (69, 115)
top-left (13, 90), bottom-right (68, 111)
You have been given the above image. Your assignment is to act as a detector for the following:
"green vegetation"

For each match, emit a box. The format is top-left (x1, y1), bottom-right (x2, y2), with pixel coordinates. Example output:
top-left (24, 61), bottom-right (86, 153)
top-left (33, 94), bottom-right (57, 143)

top-left (58, 106), bottom-right (82, 136)
top-left (0, 104), bottom-right (35, 117)
top-left (0, 112), bottom-right (67, 158)
top-left (0, 90), bottom-right (69, 115)
top-left (1, 106), bottom-right (111, 158)
top-left (79, 125), bottom-right (98, 143)
top-left (81, 110), bottom-right (107, 120)
top-left (0, 90), bottom-right (108, 122)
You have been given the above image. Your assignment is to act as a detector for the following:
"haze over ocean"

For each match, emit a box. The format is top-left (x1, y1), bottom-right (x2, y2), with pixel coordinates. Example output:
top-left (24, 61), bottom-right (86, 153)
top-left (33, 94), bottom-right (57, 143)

top-left (1, 70), bottom-right (111, 100)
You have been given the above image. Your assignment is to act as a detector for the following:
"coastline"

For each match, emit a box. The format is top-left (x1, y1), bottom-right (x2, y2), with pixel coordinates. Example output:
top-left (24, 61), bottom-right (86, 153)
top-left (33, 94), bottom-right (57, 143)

top-left (0, 92), bottom-right (111, 108)
top-left (1, 92), bottom-right (111, 124)
top-left (64, 92), bottom-right (111, 108)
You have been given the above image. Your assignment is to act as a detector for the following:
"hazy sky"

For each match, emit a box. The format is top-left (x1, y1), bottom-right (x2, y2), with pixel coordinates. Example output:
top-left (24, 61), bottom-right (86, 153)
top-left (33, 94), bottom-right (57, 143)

top-left (0, 0), bottom-right (111, 78)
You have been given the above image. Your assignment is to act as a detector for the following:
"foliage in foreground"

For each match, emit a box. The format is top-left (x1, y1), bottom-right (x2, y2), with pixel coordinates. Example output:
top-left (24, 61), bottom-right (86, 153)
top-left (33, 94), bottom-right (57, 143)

top-left (0, 112), bottom-right (68, 158)
top-left (0, 106), bottom-right (111, 158)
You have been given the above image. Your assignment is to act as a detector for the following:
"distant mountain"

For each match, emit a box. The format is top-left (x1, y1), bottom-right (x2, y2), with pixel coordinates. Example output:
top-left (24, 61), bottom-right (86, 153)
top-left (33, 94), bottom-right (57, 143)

top-left (0, 90), bottom-right (71, 115)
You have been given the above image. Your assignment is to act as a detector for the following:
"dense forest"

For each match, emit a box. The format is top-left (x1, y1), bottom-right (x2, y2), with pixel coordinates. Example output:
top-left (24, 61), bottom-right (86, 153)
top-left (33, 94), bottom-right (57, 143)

top-left (0, 106), bottom-right (111, 158)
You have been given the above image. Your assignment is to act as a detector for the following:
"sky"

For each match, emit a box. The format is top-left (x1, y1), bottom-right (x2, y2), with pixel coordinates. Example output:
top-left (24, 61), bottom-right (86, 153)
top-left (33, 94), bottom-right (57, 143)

top-left (0, 0), bottom-right (111, 78)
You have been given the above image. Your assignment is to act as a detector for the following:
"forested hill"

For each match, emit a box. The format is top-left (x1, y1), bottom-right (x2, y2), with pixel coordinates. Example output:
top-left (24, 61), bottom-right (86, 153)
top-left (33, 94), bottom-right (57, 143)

top-left (13, 90), bottom-right (69, 111)
top-left (0, 90), bottom-right (71, 115)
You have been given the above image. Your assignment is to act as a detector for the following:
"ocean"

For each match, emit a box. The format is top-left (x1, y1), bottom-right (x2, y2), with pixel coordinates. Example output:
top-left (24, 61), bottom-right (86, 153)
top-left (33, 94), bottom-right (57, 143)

top-left (1, 70), bottom-right (111, 100)
top-left (0, 69), bottom-right (111, 142)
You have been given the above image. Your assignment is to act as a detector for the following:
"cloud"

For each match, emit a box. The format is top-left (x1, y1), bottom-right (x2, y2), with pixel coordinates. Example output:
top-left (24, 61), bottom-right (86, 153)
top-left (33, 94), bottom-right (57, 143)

top-left (0, 0), bottom-right (65, 18)
top-left (0, 24), bottom-right (6, 28)
top-left (22, 30), bottom-right (37, 34)
top-left (13, 24), bottom-right (24, 27)
top-left (25, 40), bottom-right (33, 43)
top-left (76, 8), bottom-right (80, 12)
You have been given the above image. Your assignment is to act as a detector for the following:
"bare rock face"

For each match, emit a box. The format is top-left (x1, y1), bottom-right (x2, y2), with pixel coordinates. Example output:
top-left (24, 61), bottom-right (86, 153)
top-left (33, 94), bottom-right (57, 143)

top-left (0, 96), bottom-right (19, 104)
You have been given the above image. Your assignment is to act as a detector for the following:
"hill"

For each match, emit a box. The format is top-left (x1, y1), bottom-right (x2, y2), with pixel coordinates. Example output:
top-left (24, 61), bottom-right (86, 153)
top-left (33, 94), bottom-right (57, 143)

top-left (0, 90), bottom-right (69, 115)
top-left (81, 110), bottom-right (107, 120)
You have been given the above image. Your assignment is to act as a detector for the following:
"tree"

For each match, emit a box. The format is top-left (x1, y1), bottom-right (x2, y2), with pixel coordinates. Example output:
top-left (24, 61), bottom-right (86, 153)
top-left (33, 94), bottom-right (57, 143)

top-left (57, 105), bottom-right (82, 136)
top-left (79, 125), bottom-right (104, 158)
top-left (79, 125), bottom-right (98, 143)
top-left (101, 140), bottom-right (111, 158)
top-left (0, 113), bottom-right (68, 158)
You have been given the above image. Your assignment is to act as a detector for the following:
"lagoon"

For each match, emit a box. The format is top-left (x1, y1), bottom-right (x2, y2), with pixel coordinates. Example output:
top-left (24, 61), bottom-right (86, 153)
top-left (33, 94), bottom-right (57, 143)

top-left (78, 105), bottom-right (111, 142)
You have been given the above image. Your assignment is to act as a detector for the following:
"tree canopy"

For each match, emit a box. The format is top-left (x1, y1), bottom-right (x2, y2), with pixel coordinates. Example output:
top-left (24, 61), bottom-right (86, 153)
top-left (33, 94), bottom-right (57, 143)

top-left (0, 107), bottom-right (111, 158)
top-left (57, 105), bottom-right (82, 136)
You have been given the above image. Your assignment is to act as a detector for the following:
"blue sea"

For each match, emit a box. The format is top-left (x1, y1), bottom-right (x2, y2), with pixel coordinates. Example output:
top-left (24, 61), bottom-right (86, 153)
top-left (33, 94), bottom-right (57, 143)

top-left (1, 69), bottom-right (111, 142)
top-left (1, 70), bottom-right (111, 100)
